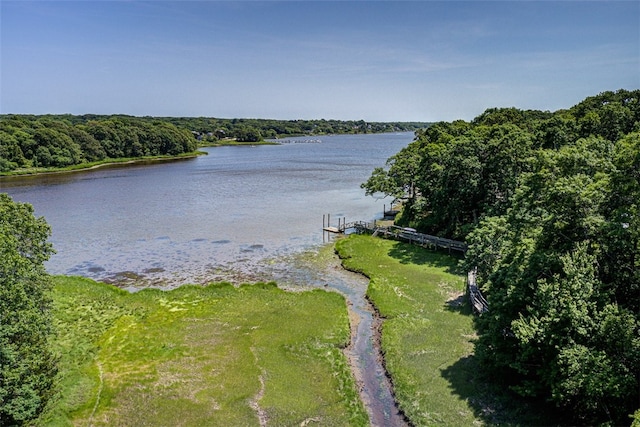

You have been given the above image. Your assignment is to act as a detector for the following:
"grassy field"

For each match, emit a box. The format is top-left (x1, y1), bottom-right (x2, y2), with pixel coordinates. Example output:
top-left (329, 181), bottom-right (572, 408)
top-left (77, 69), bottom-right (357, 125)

top-left (40, 277), bottom-right (367, 426)
top-left (335, 235), bottom-right (551, 426)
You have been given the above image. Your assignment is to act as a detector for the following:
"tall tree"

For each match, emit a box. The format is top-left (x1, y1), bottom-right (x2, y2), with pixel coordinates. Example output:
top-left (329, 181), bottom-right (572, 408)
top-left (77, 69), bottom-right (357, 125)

top-left (465, 136), bottom-right (639, 425)
top-left (0, 194), bottom-right (57, 425)
top-left (363, 90), bottom-right (640, 424)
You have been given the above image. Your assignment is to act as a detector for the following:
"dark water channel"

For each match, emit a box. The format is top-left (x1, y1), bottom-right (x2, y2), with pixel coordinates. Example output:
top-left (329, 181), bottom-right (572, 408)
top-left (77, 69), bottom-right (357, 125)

top-left (0, 132), bottom-right (412, 426)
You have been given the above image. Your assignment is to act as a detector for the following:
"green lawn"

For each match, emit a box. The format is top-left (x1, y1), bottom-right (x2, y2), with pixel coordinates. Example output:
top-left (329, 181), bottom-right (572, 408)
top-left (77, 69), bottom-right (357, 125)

top-left (40, 277), bottom-right (367, 426)
top-left (335, 235), bottom-right (551, 426)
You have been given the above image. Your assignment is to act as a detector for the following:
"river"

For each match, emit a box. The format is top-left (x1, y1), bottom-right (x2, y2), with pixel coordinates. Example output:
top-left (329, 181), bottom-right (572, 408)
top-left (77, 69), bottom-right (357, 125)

top-left (0, 131), bottom-right (413, 426)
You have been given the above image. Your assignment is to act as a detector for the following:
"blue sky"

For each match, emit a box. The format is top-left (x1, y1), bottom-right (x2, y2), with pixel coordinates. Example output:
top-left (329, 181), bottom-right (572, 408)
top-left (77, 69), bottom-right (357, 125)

top-left (1, 1), bottom-right (638, 121)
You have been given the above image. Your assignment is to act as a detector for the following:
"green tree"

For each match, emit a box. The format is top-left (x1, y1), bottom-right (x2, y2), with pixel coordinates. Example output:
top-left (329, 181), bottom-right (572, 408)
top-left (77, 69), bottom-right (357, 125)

top-left (68, 126), bottom-right (106, 161)
top-left (0, 132), bottom-right (27, 171)
top-left (466, 136), bottom-right (639, 425)
top-left (362, 90), bottom-right (640, 424)
top-left (234, 126), bottom-right (262, 143)
top-left (86, 120), bottom-right (124, 158)
top-left (413, 124), bottom-right (533, 239)
top-left (361, 138), bottom-right (422, 200)
top-left (0, 194), bottom-right (57, 425)
top-left (602, 132), bottom-right (640, 313)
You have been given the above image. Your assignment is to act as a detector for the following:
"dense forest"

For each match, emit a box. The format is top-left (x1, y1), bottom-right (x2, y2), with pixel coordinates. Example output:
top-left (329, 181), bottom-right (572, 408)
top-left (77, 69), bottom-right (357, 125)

top-left (363, 89), bottom-right (640, 425)
top-left (0, 115), bottom-right (427, 173)
top-left (0, 116), bottom-right (198, 172)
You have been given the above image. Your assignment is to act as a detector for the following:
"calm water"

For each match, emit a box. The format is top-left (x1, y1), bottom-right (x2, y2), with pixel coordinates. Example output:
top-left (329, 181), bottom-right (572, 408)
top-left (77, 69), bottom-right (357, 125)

top-left (1, 132), bottom-right (412, 287)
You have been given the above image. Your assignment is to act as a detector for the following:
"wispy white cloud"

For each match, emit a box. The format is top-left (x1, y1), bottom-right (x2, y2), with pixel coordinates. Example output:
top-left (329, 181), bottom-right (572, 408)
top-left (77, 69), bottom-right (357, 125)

top-left (1, 1), bottom-right (638, 120)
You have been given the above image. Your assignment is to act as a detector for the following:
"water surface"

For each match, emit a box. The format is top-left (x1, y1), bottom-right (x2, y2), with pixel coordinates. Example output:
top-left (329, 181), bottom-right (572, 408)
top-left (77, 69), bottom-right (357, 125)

top-left (1, 132), bottom-right (412, 286)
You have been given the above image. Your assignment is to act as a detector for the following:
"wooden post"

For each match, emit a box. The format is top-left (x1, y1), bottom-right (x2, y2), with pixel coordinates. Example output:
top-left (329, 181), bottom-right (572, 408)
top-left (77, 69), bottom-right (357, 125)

top-left (328, 213), bottom-right (330, 229)
top-left (322, 214), bottom-right (325, 243)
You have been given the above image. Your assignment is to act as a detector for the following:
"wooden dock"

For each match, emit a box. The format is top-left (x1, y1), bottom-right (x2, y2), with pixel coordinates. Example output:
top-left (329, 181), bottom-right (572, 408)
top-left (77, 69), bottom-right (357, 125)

top-left (372, 225), bottom-right (468, 253)
top-left (322, 214), bottom-right (487, 314)
top-left (322, 215), bottom-right (467, 253)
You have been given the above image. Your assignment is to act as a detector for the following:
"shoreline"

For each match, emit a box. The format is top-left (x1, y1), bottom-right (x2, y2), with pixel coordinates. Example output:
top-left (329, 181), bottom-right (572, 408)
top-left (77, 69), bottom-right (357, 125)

top-left (198, 139), bottom-right (279, 147)
top-left (47, 238), bottom-right (406, 425)
top-left (0, 151), bottom-right (206, 179)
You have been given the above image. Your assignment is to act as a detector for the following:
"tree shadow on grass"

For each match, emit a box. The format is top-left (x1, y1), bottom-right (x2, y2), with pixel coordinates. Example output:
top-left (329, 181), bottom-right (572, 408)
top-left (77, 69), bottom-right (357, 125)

top-left (444, 294), bottom-right (473, 316)
top-left (440, 355), bottom-right (563, 426)
top-left (386, 240), bottom-right (464, 275)
top-left (442, 299), bottom-right (563, 425)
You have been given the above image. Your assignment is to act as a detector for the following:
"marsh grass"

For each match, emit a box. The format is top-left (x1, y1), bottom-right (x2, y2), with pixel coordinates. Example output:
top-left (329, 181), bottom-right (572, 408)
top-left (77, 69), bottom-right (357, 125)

top-left (335, 235), bottom-right (553, 426)
top-left (41, 277), bottom-right (367, 426)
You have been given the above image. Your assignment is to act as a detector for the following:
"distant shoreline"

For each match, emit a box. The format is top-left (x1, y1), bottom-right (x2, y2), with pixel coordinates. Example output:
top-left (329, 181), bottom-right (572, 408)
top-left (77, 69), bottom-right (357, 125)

top-left (0, 151), bottom-right (206, 179)
top-left (198, 139), bottom-right (279, 147)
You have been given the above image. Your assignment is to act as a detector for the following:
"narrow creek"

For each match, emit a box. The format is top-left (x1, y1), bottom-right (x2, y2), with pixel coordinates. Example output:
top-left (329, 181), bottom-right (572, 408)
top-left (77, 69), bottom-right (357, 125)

top-left (332, 267), bottom-right (407, 427)
top-left (115, 240), bottom-right (408, 426)
top-left (266, 245), bottom-right (408, 427)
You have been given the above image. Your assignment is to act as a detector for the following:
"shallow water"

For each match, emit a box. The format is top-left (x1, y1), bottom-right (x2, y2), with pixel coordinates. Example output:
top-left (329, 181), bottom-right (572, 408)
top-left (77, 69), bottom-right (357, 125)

top-left (1, 133), bottom-right (411, 285)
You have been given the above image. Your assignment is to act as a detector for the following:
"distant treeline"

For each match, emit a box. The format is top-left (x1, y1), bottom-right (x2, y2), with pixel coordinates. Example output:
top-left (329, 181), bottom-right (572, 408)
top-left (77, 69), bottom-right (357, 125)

top-left (0, 115), bottom-right (198, 172)
top-left (362, 89), bottom-right (640, 425)
top-left (162, 117), bottom-right (428, 141)
top-left (38, 115), bottom-right (427, 139)
top-left (0, 115), bottom-right (428, 172)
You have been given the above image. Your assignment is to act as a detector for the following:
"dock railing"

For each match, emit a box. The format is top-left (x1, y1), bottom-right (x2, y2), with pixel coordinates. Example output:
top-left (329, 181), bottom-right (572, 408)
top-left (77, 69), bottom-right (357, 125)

top-left (370, 225), bottom-right (468, 253)
top-left (467, 267), bottom-right (489, 314)
top-left (323, 219), bottom-right (467, 253)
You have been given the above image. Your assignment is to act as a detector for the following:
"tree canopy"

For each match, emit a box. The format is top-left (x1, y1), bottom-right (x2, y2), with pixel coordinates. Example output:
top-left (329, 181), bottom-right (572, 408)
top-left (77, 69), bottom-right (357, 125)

top-left (0, 194), bottom-right (57, 425)
top-left (0, 116), bottom-right (198, 172)
top-left (363, 89), bottom-right (640, 425)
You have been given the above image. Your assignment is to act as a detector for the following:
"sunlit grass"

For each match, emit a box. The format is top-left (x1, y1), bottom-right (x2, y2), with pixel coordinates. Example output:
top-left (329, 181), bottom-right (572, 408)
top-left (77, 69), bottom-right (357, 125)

top-left (335, 235), bottom-right (476, 426)
top-left (335, 235), bottom-right (555, 426)
top-left (40, 277), bottom-right (367, 426)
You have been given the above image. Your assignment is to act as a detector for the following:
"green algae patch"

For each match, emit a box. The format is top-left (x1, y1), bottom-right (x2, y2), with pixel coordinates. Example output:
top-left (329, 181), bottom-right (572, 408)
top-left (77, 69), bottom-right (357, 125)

top-left (42, 277), bottom-right (367, 426)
